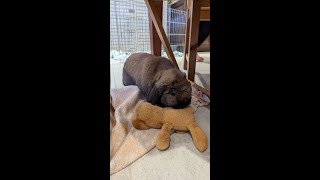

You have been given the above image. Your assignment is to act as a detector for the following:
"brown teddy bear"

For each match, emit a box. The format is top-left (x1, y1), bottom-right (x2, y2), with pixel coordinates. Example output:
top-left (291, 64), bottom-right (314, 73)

top-left (132, 102), bottom-right (208, 152)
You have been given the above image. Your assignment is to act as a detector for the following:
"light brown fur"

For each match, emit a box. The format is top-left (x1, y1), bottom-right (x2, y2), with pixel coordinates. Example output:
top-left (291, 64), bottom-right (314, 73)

top-left (132, 102), bottom-right (208, 152)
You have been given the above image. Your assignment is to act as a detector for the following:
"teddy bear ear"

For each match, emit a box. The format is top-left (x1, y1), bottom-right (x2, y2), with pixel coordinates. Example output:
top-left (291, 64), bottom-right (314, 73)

top-left (147, 85), bottom-right (163, 105)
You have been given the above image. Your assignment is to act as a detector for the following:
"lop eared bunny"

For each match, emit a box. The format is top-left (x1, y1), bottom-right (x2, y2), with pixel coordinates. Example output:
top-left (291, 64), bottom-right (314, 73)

top-left (123, 53), bottom-right (192, 109)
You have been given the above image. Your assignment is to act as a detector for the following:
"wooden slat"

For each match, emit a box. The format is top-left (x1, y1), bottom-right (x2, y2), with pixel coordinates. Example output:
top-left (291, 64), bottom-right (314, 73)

top-left (200, 7), bottom-right (210, 21)
top-left (184, 0), bottom-right (211, 97)
top-left (149, 1), bottom-right (163, 56)
top-left (183, 14), bottom-right (190, 70)
top-left (187, 0), bottom-right (210, 10)
top-left (171, 0), bottom-right (185, 9)
top-left (145, 0), bottom-right (179, 70)
top-left (187, 0), bottom-right (201, 82)
top-left (201, 7), bottom-right (210, 10)
top-left (200, 0), bottom-right (210, 7)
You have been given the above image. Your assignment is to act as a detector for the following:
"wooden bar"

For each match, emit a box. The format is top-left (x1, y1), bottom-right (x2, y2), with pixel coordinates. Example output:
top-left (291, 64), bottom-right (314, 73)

top-left (185, 53), bottom-right (189, 62)
top-left (145, 0), bottom-right (179, 70)
top-left (200, 0), bottom-right (210, 7)
top-left (200, 7), bottom-right (210, 21)
top-left (187, 0), bottom-right (201, 82)
top-left (183, 9), bottom-right (190, 70)
top-left (148, 0), bottom-right (163, 56)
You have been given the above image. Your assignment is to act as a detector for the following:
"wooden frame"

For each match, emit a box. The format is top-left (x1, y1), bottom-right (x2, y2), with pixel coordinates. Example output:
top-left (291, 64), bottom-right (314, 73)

top-left (184, 0), bottom-right (201, 82)
top-left (148, 0), bottom-right (162, 56)
top-left (146, 0), bottom-right (210, 97)
top-left (145, 0), bottom-right (179, 69)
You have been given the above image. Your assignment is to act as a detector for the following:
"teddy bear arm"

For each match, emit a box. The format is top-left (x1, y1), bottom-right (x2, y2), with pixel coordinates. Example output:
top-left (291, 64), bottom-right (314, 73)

top-left (132, 115), bottom-right (150, 130)
top-left (156, 123), bottom-right (173, 151)
top-left (187, 122), bottom-right (208, 152)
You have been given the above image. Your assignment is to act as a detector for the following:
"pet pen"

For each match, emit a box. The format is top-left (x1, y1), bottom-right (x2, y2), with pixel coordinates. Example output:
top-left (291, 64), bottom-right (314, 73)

top-left (110, 0), bottom-right (187, 61)
top-left (166, 7), bottom-right (187, 53)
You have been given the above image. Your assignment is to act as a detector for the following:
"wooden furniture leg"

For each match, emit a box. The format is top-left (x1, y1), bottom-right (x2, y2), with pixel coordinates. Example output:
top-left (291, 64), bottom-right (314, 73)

top-left (145, 0), bottom-right (179, 70)
top-left (187, 0), bottom-right (201, 82)
top-left (149, 0), bottom-right (162, 56)
top-left (183, 8), bottom-right (190, 70)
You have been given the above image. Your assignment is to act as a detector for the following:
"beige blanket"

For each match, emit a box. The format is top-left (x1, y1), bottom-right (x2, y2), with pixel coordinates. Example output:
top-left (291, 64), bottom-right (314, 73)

top-left (110, 85), bottom-right (210, 175)
top-left (110, 86), bottom-right (159, 175)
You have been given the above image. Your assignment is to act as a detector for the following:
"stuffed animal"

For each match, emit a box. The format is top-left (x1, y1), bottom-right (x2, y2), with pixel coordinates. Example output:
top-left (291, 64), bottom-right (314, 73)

top-left (132, 102), bottom-right (208, 152)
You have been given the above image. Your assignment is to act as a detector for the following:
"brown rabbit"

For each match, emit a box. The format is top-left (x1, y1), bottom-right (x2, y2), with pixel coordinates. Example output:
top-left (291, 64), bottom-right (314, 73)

top-left (123, 53), bottom-right (192, 109)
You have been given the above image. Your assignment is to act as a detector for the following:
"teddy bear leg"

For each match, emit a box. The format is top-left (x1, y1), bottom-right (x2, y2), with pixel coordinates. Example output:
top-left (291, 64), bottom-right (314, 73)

top-left (156, 123), bottom-right (173, 151)
top-left (187, 123), bottom-right (208, 152)
top-left (132, 115), bottom-right (150, 130)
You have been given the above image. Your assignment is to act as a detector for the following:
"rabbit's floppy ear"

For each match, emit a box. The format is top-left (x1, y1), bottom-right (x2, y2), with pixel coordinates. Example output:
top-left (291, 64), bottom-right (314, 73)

top-left (147, 85), bottom-right (164, 105)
